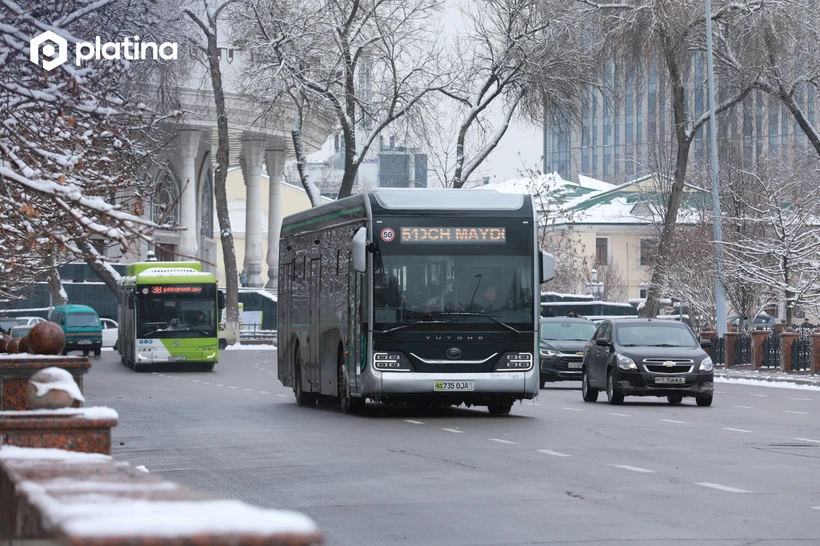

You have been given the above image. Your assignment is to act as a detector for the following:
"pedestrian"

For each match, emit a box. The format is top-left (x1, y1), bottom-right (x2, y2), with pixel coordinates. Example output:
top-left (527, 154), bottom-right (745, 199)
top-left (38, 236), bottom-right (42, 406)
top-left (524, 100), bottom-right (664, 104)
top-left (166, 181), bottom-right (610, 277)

top-left (543, 306), bottom-right (555, 317)
top-left (239, 268), bottom-right (248, 287)
top-left (567, 309), bottom-right (578, 318)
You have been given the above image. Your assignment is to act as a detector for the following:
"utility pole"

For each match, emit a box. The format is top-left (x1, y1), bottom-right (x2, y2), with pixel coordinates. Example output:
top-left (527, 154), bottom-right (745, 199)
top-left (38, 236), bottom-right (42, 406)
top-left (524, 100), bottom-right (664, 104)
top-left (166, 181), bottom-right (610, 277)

top-left (705, 0), bottom-right (727, 336)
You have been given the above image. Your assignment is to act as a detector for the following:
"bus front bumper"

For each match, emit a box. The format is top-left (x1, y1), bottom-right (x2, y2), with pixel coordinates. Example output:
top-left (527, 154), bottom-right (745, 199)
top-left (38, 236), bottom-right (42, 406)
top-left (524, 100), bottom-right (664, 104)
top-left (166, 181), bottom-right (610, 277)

top-left (361, 369), bottom-right (538, 399)
top-left (136, 348), bottom-right (218, 364)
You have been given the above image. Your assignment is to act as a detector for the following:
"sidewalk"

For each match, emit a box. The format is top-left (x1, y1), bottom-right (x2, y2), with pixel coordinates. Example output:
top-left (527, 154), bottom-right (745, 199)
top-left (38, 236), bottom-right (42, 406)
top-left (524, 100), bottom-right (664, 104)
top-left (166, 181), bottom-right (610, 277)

top-left (715, 365), bottom-right (820, 388)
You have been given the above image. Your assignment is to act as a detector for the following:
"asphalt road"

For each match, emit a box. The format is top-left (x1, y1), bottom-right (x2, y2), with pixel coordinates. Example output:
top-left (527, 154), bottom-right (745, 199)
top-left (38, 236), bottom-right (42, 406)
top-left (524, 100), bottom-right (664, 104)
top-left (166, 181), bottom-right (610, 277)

top-left (85, 349), bottom-right (820, 546)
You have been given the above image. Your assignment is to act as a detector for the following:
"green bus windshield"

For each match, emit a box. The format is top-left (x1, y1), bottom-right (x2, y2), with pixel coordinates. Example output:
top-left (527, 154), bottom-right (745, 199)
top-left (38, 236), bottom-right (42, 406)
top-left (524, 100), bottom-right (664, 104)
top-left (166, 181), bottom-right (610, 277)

top-left (135, 284), bottom-right (216, 339)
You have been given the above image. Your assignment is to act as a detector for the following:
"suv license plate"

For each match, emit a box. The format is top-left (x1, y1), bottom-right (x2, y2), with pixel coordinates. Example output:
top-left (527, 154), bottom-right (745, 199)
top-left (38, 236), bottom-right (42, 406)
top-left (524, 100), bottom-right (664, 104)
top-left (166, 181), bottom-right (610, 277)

top-left (567, 362), bottom-right (582, 369)
top-left (168, 356), bottom-right (187, 361)
top-left (655, 376), bottom-right (685, 384)
top-left (77, 340), bottom-right (92, 345)
top-left (434, 381), bottom-right (474, 392)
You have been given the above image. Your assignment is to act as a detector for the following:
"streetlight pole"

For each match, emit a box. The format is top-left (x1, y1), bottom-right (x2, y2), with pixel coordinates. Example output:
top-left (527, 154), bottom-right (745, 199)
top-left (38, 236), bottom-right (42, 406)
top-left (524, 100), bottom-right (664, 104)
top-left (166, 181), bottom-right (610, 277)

top-left (705, 0), bottom-right (728, 336)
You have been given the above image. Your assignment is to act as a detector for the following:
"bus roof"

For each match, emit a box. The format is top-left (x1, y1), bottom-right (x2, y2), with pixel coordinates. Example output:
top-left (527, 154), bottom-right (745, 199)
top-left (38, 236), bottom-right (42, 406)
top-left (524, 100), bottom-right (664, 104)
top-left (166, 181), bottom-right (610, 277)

top-left (126, 261), bottom-right (202, 276)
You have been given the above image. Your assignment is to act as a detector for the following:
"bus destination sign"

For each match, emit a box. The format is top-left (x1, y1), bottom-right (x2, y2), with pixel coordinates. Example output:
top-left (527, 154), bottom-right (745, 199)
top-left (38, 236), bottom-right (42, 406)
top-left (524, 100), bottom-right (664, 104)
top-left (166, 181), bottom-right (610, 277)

top-left (400, 227), bottom-right (506, 244)
top-left (143, 285), bottom-right (204, 296)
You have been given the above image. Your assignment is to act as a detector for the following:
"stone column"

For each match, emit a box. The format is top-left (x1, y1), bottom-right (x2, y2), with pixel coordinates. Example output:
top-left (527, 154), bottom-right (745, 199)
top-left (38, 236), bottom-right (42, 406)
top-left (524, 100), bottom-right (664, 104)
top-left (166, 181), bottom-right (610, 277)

top-left (724, 332), bottom-right (740, 368)
top-left (241, 137), bottom-right (267, 288)
top-left (751, 330), bottom-right (769, 369)
top-left (177, 129), bottom-right (200, 259)
top-left (780, 331), bottom-right (800, 371)
top-left (811, 333), bottom-right (820, 375)
top-left (264, 146), bottom-right (286, 291)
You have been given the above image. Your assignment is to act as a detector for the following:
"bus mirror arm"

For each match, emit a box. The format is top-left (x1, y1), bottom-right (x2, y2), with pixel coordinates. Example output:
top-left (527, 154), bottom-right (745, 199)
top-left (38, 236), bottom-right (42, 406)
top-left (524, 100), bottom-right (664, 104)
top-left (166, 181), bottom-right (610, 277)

top-left (539, 250), bottom-right (555, 284)
top-left (352, 227), bottom-right (368, 273)
top-left (127, 294), bottom-right (135, 310)
top-left (218, 290), bottom-right (226, 309)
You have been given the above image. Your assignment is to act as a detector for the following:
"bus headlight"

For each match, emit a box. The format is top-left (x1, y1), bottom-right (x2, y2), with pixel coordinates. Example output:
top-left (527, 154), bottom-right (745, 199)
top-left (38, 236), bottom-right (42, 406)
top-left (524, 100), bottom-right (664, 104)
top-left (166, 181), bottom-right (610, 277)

top-left (495, 352), bottom-right (533, 371)
top-left (373, 352), bottom-right (412, 372)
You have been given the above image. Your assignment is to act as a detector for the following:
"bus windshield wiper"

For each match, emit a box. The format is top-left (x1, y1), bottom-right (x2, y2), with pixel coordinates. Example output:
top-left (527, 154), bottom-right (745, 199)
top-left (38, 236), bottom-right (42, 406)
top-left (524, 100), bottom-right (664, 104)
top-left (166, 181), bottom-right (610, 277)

top-left (382, 319), bottom-right (453, 334)
top-left (438, 312), bottom-right (520, 335)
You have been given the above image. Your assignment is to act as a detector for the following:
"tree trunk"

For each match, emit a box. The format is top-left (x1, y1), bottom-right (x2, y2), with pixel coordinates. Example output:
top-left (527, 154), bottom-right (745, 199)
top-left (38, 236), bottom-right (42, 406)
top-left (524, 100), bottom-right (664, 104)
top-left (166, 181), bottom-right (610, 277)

top-left (47, 256), bottom-right (68, 306)
top-left (206, 29), bottom-right (239, 332)
top-left (337, 126), bottom-right (358, 198)
top-left (76, 240), bottom-right (120, 295)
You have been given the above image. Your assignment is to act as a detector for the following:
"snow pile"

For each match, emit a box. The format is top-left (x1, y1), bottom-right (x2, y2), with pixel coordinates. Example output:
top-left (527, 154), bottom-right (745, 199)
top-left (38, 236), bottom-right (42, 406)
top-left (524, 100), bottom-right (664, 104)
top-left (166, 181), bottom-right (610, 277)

top-left (30, 368), bottom-right (85, 403)
top-left (0, 446), bottom-right (111, 463)
top-left (0, 407), bottom-right (118, 420)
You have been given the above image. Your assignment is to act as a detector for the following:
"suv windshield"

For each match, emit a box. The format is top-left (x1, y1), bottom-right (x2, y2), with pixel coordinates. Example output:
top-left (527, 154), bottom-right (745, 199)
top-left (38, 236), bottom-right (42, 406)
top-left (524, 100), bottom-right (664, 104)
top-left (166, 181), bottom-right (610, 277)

top-left (615, 323), bottom-right (698, 348)
top-left (540, 321), bottom-right (596, 341)
top-left (66, 312), bottom-right (100, 328)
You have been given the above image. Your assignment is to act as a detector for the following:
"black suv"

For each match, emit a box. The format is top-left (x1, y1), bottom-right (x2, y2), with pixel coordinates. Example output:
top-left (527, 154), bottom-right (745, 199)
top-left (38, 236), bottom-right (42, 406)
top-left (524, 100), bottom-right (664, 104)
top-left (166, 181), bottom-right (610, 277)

top-left (539, 318), bottom-right (597, 386)
top-left (581, 318), bottom-right (714, 406)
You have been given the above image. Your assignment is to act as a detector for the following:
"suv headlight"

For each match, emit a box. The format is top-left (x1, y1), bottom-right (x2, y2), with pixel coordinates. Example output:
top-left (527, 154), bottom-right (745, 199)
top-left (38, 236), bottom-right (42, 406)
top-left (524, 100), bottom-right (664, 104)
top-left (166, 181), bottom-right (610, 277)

top-left (616, 354), bottom-right (637, 371)
top-left (540, 348), bottom-right (559, 357)
top-left (699, 356), bottom-right (713, 372)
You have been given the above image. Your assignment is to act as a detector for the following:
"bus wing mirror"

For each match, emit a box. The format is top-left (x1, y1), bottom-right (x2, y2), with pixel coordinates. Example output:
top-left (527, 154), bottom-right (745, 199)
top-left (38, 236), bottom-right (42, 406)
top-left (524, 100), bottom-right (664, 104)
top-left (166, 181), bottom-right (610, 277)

top-left (127, 293), bottom-right (135, 309)
top-left (218, 290), bottom-right (226, 309)
top-left (539, 250), bottom-right (555, 283)
top-left (352, 227), bottom-right (367, 273)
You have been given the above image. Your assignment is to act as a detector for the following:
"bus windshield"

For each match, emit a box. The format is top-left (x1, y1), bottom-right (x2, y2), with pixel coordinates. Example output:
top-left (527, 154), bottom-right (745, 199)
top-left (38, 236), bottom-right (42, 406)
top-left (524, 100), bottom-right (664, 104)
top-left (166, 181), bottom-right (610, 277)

top-left (374, 253), bottom-right (533, 330)
top-left (136, 284), bottom-right (216, 338)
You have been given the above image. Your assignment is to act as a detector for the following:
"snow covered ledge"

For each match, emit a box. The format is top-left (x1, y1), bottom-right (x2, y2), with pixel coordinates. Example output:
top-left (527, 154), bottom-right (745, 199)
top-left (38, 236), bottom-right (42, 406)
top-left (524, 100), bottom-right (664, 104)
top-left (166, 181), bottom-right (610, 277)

top-left (0, 407), bottom-right (118, 455)
top-left (0, 446), bottom-right (323, 546)
top-left (0, 355), bottom-right (90, 411)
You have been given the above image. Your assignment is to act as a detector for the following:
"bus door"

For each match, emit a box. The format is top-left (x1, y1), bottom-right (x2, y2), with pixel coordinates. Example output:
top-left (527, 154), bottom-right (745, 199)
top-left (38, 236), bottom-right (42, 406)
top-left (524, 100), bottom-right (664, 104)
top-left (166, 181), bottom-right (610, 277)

top-left (279, 262), bottom-right (293, 383)
top-left (347, 259), bottom-right (362, 390)
top-left (308, 258), bottom-right (321, 389)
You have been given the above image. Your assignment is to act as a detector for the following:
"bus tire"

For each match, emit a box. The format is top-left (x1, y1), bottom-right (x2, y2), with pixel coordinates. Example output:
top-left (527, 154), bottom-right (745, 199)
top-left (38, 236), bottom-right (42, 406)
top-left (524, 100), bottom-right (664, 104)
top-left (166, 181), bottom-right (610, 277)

top-left (294, 347), bottom-right (316, 407)
top-left (488, 401), bottom-right (513, 416)
top-left (218, 339), bottom-right (227, 350)
top-left (338, 345), bottom-right (364, 414)
top-left (198, 363), bottom-right (215, 372)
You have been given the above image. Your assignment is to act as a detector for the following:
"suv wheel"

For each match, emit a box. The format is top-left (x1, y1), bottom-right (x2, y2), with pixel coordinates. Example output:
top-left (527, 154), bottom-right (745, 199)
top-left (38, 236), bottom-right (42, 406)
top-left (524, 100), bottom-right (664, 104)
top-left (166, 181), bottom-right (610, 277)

top-left (582, 368), bottom-right (598, 402)
top-left (606, 369), bottom-right (624, 405)
top-left (696, 393), bottom-right (713, 407)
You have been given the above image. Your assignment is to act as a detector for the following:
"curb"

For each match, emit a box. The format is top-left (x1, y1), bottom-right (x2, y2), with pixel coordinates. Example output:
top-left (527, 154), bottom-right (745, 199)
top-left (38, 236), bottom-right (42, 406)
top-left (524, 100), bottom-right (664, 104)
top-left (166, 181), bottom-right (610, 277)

top-left (715, 370), bottom-right (820, 387)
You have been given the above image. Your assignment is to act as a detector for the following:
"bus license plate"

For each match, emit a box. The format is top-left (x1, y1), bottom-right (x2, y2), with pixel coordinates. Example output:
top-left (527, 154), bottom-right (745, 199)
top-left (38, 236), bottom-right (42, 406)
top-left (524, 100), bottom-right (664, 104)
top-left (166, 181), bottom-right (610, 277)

top-left (434, 381), bottom-right (474, 392)
top-left (168, 356), bottom-right (187, 361)
top-left (655, 376), bottom-right (685, 384)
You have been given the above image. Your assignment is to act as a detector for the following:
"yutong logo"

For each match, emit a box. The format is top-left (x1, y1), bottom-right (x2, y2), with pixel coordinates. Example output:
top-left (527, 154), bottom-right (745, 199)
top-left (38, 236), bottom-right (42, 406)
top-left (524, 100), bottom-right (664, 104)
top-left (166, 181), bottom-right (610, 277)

top-left (30, 31), bottom-right (177, 71)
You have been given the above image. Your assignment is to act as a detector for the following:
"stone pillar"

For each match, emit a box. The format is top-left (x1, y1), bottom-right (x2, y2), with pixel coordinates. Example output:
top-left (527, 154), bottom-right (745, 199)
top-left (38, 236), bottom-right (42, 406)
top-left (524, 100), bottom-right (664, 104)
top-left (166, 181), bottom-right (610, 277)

top-left (241, 137), bottom-right (266, 288)
top-left (724, 332), bottom-right (740, 368)
top-left (177, 129), bottom-right (200, 259)
top-left (780, 332), bottom-right (800, 371)
top-left (811, 333), bottom-right (820, 375)
top-left (264, 147), bottom-right (285, 291)
top-left (751, 330), bottom-right (769, 369)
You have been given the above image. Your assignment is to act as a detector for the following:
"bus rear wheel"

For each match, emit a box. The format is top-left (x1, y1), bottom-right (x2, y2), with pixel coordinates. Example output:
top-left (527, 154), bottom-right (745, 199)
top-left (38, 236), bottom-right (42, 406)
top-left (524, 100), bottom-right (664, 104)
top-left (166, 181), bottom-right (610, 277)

top-left (294, 347), bottom-right (316, 407)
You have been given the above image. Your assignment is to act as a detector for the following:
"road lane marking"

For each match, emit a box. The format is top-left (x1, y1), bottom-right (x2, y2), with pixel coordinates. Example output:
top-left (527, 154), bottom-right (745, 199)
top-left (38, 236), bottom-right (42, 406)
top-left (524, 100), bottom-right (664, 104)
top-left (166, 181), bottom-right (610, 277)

top-left (794, 437), bottom-right (820, 444)
top-left (489, 438), bottom-right (517, 444)
top-left (661, 419), bottom-right (686, 424)
top-left (724, 427), bottom-right (753, 433)
top-left (243, 388), bottom-right (253, 391)
top-left (258, 390), bottom-right (270, 394)
top-left (812, 507), bottom-right (820, 511)
top-left (538, 449), bottom-right (571, 457)
top-left (202, 382), bottom-right (210, 385)
top-left (441, 428), bottom-right (464, 434)
top-left (192, 380), bottom-right (200, 383)
top-left (562, 407), bottom-right (582, 411)
top-left (228, 386), bottom-right (238, 390)
top-left (784, 410), bottom-right (809, 415)
top-left (276, 394), bottom-right (288, 398)
top-left (404, 420), bottom-right (424, 425)
top-left (696, 482), bottom-right (751, 493)
top-left (732, 405), bottom-right (754, 409)
top-left (792, 398), bottom-right (812, 401)
top-left (748, 394), bottom-right (767, 397)
top-left (609, 413), bottom-right (630, 417)
top-left (608, 464), bottom-right (656, 473)
top-left (714, 391), bottom-right (725, 394)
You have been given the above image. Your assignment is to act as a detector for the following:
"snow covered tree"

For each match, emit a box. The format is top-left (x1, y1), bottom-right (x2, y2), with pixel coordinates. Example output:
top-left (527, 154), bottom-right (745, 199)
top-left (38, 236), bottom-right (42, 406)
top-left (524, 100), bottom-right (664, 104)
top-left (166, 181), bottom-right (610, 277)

top-left (0, 0), bottom-right (170, 299)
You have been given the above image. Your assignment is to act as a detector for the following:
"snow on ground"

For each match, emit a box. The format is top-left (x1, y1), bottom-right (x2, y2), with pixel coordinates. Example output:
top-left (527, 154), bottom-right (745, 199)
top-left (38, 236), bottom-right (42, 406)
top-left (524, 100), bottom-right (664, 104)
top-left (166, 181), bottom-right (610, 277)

top-left (223, 343), bottom-right (275, 351)
top-left (715, 376), bottom-right (820, 391)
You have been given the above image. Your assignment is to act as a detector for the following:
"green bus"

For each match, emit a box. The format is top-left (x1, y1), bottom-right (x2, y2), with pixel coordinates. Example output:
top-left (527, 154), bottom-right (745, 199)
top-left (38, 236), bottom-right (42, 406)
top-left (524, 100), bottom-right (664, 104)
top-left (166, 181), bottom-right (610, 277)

top-left (117, 261), bottom-right (224, 371)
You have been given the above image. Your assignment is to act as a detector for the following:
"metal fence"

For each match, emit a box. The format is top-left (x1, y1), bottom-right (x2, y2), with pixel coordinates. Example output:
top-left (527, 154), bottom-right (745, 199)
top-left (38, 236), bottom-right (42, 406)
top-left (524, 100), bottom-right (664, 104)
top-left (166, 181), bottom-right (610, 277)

top-left (791, 329), bottom-right (813, 371)
top-left (712, 336), bottom-right (725, 366)
top-left (734, 332), bottom-right (752, 365)
top-left (761, 330), bottom-right (781, 368)
top-left (239, 323), bottom-right (277, 345)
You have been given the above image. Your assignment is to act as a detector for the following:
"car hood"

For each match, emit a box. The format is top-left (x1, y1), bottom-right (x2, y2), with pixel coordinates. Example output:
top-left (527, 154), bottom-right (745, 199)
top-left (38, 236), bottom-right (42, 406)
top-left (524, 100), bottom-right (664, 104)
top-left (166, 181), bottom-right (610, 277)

top-left (541, 340), bottom-right (588, 353)
top-left (614, 345), bottom-right (708, 362)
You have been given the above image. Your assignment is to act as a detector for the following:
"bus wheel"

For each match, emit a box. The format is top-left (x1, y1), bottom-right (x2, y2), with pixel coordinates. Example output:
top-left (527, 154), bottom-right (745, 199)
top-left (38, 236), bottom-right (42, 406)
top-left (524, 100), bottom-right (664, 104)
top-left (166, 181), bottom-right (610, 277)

top-left (338, 346), bottom-right (364, 414)
top-left (218, 339), bottom-right (227, 350)
top-left (488, 401), bottom-right (513, 416)
top-left (294, 348), bottom-right (316, 407)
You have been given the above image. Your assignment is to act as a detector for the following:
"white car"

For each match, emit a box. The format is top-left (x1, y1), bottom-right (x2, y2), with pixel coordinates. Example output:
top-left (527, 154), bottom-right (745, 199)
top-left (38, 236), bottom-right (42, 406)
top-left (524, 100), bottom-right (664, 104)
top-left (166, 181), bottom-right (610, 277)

top-left (100, 318), bottom-right (118, 348)
top-left (14, 316), bottom-right (46, 326)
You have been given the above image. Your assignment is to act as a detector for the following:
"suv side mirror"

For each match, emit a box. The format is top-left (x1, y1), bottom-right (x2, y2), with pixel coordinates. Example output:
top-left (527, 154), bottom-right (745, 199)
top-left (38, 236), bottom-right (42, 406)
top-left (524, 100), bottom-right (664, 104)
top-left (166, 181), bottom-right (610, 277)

top-left (595, 337), bottom-right (610, 347)
top-left (539, 250), bottom-right (555, 283)
top-left (700, 338), bottom-right (712, 348)
top-left (218, 290), bottom-right (226, 309)
top-left (352, 227), bottom-right (367, 273)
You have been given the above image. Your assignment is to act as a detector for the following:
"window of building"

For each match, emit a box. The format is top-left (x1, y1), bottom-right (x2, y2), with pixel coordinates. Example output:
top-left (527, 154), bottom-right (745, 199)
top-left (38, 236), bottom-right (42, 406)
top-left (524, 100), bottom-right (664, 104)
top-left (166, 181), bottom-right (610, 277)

top-left (640, 237), bottom-right (658, 267)
top-left (595, 237), bottom-right (609, 265)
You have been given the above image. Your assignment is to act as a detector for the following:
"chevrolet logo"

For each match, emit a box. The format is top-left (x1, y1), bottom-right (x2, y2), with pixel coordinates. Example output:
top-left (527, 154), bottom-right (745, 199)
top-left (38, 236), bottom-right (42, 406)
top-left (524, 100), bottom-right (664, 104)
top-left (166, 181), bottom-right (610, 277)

top-left (663, 361), bottom-right (675, 367)
top-left (576, 352), bottom-right (583, 356)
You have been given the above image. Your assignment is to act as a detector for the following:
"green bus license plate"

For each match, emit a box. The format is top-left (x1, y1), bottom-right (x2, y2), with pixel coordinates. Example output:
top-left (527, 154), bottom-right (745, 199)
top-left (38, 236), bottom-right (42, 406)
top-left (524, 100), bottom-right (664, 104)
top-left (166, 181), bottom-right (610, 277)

top-left (168, 356), bottom-right (187, 361)
top-left (434, 381), bottom-right (474, 392)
